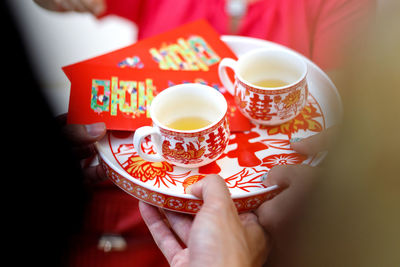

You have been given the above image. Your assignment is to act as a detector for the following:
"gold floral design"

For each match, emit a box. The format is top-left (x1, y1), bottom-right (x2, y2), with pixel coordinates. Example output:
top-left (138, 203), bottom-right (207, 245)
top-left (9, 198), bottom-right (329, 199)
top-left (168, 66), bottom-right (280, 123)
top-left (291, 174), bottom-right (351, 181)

top-left (162, 141), bottom-right (205, 164)
top-left (282, 90), bottom-right (301, 108)
top-left (261, 102), bottom-right (323, 138)
top-left (125, 155), bottom-right (173, 182)
top-left (273, 95), bottom-right (282, 104)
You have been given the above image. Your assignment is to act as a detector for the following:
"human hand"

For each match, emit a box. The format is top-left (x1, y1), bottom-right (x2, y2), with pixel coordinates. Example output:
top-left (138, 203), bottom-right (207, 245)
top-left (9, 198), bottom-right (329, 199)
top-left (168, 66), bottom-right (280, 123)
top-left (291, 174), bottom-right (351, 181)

top-left (57, 114), bottom-right (107, 184)
top-left (33, 0), bottom-right (106, 16)
top-left (139, 174), bottom-right (270, 267)
top-left (255, 165), bottom-right (319, 266)
top-left (254, 127), bottom-right (337, 266)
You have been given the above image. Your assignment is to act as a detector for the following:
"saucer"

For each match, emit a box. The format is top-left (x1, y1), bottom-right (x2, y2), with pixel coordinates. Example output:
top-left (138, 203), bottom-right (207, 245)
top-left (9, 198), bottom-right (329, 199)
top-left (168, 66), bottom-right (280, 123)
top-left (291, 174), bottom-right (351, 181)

top-left (96, 36), bottom-right (342, 214)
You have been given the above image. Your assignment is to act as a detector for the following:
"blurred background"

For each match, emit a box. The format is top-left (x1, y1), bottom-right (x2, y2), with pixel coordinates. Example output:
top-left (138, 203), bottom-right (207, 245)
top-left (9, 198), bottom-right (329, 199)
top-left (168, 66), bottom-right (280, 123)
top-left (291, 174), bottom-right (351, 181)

top-left (6, 0), bottom-right (390, 116)
top-left (7, 0), bottom-right (137, 115)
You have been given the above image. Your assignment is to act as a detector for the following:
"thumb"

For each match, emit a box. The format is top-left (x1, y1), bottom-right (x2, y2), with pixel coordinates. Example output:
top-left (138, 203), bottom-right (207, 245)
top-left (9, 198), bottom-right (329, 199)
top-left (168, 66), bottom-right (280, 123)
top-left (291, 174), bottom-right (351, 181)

top-left (187, 174), bottom-right (235, 211)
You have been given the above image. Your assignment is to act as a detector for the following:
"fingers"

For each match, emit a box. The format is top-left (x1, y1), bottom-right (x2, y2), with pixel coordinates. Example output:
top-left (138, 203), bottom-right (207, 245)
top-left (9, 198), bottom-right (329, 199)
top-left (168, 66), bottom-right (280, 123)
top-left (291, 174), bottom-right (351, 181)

top-left (35, 0), bottom-right (105, 15)
top-left (54, 114), bottom-right (107, 183)
top-left (255, 165), bottom-right (319, 235)
top-left (239, 213), bottom-right (270, 266)
top-left (82, 164), bottom-right (108, 184)
top-left (290, 126), bottom-right (339, 156)
top-left (34, 0), bottom-right (62, 11)
top-left (187, 175), bottom-right (269, 266)
top-left (152, 175), bottom-right (269, 266)
top-left (81, 0), bottom-right (106, 15)
top-left (162, 175), bottom-right (240, 247)
top-left (55, 113), bottom-right (68, 126)
top-left (255, 165), bottom-right (320, 265)
top-left (191, 175), bottom-right (270, 262)
top-left (187, 174), bottom-right (235, 213)
top-left (162, 175), bottom-right (234, 245)
top-left (54, 0), bottom-right (74, 11)
top-left (62, 122), bottom-right (106, 145)
top-left (56, 114), bottom-right (106, 157)
top-left (163, 210), bottom-right (193, 245)
top-left (263, 164), bottom-right (317, 188)
top-left (63, 122), bottom-right (106, 160)
top-left (139, 201), bottom-right (184, 265)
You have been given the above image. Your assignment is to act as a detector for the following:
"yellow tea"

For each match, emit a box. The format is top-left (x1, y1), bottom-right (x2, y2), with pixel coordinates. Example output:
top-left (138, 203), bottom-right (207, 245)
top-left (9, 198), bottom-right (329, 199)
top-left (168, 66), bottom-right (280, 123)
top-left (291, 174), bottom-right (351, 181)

top-left (165, 116), bottom-right (212, 130)
top-left (252, 79), bottom-right (289, 88)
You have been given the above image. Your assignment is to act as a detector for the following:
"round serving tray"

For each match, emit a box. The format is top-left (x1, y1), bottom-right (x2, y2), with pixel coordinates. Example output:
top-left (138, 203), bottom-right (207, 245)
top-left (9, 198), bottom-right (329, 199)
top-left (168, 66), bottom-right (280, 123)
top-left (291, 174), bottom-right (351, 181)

top-left (96, 36), bottom-right (342, 214)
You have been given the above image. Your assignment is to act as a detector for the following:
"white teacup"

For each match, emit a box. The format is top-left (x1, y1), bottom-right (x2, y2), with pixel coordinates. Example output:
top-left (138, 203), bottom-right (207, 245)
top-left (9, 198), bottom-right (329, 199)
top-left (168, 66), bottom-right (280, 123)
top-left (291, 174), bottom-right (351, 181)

top-left (133, 83), bottom-right (230, 168)
top-left (219, 48), bottom-right (308, 125)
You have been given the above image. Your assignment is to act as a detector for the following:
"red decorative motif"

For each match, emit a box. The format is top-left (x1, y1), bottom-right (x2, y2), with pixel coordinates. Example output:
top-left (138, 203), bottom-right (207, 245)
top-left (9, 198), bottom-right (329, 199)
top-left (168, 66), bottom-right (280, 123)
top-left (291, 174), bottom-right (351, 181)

top-left (101, 157), bottom-right (282, 214)
top-left (198, 161), bottom-right (222, 174)
top-left (162, 140), bottom-right (206, 164)
top-left (226, 131), bottom-right (269, 167)
top-left (234, 89), bottom-right (248, 108)
top-left (125, 155), bottom-right (173, 182)
top-left (225, 168), bottom-right (266, 192)
top-left (235, 77), bottom-right (308, 125)
top-left (122, 151), bottom-right (191, 188)
top-left (102, 93), bottom-right (326, 214)
top-left (272, 84), bottom-right (308, 120)
top-left (204, 126), bottom-right (229, 159)
top-left (262, 153), bottom-right (307, 169)
top-left (244, 93), bottom-right (274, 121)
top-left (156, 116), bottom-right (230, 166)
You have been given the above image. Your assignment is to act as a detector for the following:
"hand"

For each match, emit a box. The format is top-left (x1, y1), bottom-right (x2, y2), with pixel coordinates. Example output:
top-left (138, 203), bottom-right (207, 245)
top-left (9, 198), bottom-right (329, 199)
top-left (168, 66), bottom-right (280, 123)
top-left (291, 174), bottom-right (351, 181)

top-left (57, 114), bottom-right (107, 184)
top-left (139, 174), bottom-right (270, 267)
top-left (254, 128), bottom-right (337, 266)
top-left (33, 0), bottom-right (106, 15)
top-left (255, 165), bottom-right (319, 266)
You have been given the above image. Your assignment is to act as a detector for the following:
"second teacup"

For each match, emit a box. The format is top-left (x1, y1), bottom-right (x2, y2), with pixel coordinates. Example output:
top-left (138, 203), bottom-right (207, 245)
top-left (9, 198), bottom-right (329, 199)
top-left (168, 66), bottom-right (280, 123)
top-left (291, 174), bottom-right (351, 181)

top-left (218, 48), bottom-right (308, 125)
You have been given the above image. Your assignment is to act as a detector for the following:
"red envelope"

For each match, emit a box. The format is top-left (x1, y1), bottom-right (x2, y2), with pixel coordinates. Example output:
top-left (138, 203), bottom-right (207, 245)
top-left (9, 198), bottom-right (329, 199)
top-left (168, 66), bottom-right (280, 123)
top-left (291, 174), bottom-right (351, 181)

top-left (65, 65), bottom-right (250, 131)
top-left (63, 19), bottom-right (251, 131)
top-left (64, 20), bottom-right (235, 71)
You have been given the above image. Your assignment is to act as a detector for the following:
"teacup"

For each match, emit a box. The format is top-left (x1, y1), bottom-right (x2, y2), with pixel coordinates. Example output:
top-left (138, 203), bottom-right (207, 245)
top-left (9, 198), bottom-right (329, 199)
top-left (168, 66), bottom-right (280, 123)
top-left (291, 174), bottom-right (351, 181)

top-left (218, 48), bottom-right (308, 125)
top-left (133, 83), bottom-right (230, 168)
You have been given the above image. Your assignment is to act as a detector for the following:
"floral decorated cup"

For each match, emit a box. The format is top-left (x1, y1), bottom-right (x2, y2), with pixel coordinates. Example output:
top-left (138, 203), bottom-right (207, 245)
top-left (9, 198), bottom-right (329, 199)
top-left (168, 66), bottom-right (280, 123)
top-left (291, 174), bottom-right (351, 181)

top-left (218, 48), bottom-right (308, 125)
top-left (133, 83), bottom-right (229, 168)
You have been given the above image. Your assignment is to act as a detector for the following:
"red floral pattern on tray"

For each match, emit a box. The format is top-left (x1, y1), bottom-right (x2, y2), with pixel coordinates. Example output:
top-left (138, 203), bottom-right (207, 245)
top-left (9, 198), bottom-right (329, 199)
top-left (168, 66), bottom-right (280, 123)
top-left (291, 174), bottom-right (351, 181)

top-left (102, 94), bottom-right (324, 211)
top-left (100, 159), bottom-right (284, 213)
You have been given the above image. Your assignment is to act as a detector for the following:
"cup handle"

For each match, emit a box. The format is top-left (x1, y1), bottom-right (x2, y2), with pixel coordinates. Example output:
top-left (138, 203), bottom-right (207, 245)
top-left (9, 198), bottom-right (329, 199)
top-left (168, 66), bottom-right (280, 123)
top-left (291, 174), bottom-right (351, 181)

top-left (218, 58), bottom-right (237, 96)
top-left (133, 126), bottom-right (164, 162)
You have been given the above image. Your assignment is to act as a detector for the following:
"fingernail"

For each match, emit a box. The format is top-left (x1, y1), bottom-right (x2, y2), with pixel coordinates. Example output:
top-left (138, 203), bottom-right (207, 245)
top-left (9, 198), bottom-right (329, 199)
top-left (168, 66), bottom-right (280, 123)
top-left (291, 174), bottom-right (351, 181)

top-left (85, 122), bottom-right (106, 137)
top-left (261, 172), bottom-right (268, 182)
top-left (289, 137), bottom-right (303, 143)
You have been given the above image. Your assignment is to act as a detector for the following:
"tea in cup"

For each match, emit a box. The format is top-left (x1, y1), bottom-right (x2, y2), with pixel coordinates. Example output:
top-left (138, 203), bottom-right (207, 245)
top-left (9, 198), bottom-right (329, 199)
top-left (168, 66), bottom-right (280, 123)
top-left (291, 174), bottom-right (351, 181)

top-left (218, 48), bottom-right (308, 125)
top-left (133, 83), bottom-right (230, 168)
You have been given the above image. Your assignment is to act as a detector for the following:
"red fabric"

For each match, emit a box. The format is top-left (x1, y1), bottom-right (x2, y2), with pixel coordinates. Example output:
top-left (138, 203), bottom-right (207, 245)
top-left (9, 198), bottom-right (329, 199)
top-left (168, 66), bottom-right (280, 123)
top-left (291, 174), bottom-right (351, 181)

top-left (103, 0), bottom-right (376, 70)
top-left (68, 180), bottom-right (169, 266)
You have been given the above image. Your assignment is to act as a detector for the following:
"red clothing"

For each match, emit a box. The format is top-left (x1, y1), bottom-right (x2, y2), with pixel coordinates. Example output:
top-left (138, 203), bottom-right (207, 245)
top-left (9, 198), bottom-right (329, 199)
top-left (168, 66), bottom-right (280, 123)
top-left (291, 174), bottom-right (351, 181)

top-left (72, 1), bottom-right (375, 266)
top-left (104, 0), bottom-right (376, 70)
top-left (68, 183), bottom-right (169, 266)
